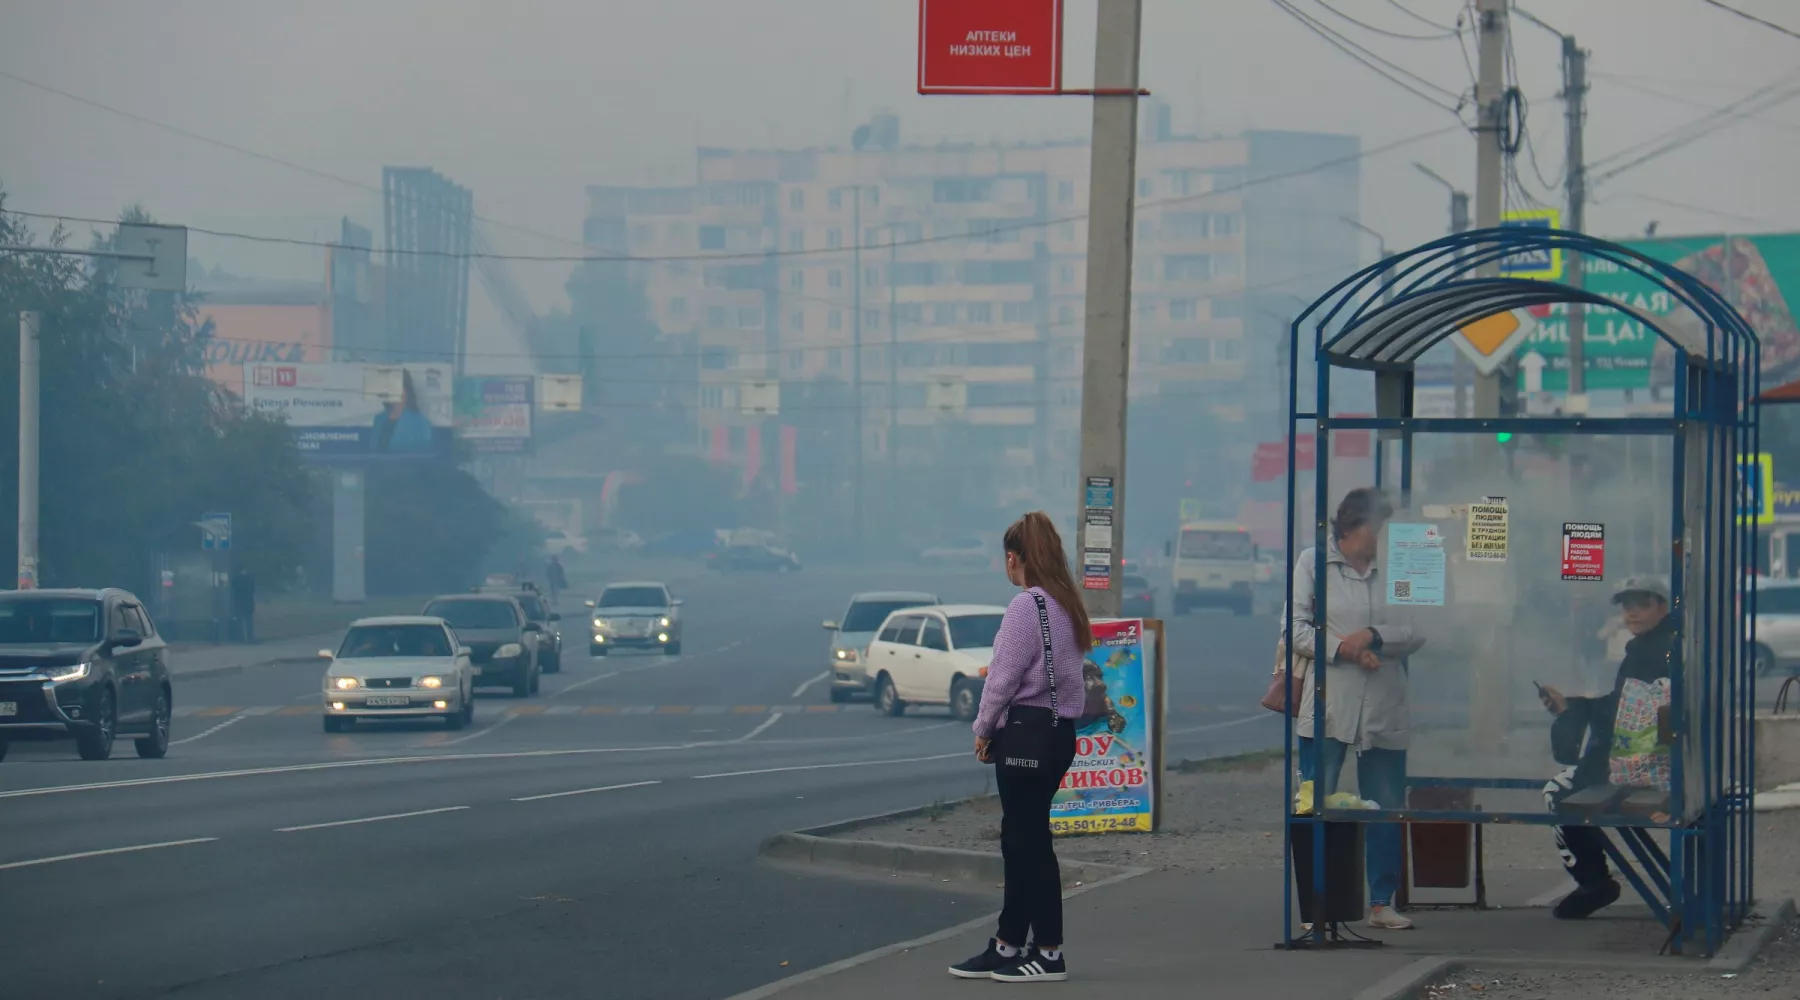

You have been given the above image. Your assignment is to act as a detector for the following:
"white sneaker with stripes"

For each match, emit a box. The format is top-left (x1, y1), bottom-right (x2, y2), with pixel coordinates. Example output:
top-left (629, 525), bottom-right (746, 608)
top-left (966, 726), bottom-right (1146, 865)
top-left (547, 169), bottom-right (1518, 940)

top-left (990, 948), bottom-right (1067, 983)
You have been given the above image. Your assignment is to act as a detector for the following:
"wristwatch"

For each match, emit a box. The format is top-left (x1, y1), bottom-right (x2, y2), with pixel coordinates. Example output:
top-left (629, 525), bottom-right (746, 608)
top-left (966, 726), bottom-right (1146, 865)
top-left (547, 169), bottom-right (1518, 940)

top-left (1367, 628), bottom-right (1384, 652)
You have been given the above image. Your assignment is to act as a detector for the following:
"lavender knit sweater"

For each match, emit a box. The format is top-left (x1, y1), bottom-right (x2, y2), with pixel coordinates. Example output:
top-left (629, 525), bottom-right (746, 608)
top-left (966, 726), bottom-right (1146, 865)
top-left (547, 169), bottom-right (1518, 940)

top-left (973, 587), bottom-right (1086, 738)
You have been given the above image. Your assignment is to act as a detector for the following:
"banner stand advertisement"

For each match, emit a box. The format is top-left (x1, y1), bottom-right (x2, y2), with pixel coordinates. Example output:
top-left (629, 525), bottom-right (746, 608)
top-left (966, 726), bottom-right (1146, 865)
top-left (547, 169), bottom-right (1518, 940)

top-left (1051, 617), bottom-right (1166, 835)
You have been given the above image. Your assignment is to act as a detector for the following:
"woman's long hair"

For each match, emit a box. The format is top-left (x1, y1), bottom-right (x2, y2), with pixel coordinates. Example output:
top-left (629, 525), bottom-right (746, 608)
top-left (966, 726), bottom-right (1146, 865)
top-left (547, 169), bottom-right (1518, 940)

top-left (1003, 511), bottom-right (1093, 653)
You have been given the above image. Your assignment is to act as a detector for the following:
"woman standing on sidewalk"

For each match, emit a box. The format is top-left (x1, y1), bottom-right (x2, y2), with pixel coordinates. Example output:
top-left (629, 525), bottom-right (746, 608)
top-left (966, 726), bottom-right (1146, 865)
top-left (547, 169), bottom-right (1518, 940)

top-left (1285, 487), bottom-right (1424, 930)
top-left (951, 512), bottom-right (1091, 983)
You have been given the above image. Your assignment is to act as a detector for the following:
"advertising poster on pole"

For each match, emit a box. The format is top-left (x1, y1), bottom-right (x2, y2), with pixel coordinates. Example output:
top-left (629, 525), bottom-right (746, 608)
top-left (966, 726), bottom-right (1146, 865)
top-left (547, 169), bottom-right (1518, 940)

top-left (1050, 618), bottom-right (1164, 835)
top-left (244, 362), bottom-right (453, 460)
top-left (456, 376), bottom-right (535, 455)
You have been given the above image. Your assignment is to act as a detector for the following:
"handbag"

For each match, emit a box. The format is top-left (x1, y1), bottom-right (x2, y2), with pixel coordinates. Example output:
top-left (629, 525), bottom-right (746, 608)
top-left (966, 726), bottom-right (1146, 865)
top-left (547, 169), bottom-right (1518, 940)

top-left (1260, 638), bottom-right (1313, 716)
top-left (994, 592), bottom-right (1063, 772)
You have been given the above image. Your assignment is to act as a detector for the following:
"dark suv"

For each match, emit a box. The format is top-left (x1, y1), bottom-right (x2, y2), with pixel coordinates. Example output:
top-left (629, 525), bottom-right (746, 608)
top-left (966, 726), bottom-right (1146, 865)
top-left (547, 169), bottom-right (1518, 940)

top-left (513, 590), bottom-right (564, 673)
top-left (0, 589), bottom-right (173, 761)
top-left (423, 594), bottom-right (541, 697)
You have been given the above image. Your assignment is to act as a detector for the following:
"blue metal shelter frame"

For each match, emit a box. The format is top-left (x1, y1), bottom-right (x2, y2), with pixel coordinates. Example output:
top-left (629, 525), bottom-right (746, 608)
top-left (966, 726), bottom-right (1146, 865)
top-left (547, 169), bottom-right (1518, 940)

top-left (1279, 226), bottom-right (1760, 957)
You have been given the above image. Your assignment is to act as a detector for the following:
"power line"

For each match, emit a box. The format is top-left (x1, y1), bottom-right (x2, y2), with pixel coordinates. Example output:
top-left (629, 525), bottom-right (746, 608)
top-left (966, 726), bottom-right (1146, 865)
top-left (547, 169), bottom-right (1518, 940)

top-left (1589, 72), bottom-right (1800, 183)
top-left (1312, 0), bottom-right (1462, 40)
top-left (1269, 0), bottom-right (1469, 118)
top-left (2, 125), bottom-right (1463, 267)
top-left (1383, 0), bottom-right (1461, 32)
top-left (1695, 0), bottom-right (1800, 43)
top-left (1597, 192), bottom-right (1771, 229)
top-left (1592, 71), bottom-right (1800, 135)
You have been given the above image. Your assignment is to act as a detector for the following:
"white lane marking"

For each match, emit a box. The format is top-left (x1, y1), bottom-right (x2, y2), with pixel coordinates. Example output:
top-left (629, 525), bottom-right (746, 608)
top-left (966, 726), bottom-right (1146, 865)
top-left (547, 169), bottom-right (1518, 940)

top-left (437, 709), bottom-right (521, 746)
top-left (0, 743), bottom-right (709, 800)
top-left (170, 713), bottom-right (249, 746)
top-left (1164, 714), bottom-right (1274, 737)
top-left (791, 671), bottom-right (831, 699)
top-left (276, 805), bottom-right (469, 833)
top-left (734, 712), bottom-right (783, 743)
top-left (693, 751), bottom-right (967, 780)
top-left (512, 779), bottom-right (661, 802)
top-left (0, 837), bottom-right (217, 872)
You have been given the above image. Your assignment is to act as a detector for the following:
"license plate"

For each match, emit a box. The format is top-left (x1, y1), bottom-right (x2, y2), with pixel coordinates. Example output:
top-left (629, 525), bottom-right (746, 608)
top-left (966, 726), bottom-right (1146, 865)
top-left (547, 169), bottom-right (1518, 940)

top-left (364, 696), bottom-right (410, 707)
top-left (0, 702), bottom-right (14, 716)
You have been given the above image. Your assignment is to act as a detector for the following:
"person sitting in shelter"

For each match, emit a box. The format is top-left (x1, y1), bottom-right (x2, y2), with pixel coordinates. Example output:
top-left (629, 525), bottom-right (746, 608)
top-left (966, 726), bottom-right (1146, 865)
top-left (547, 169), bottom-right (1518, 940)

top-left (1538, 575), bottom-right (1678, 920)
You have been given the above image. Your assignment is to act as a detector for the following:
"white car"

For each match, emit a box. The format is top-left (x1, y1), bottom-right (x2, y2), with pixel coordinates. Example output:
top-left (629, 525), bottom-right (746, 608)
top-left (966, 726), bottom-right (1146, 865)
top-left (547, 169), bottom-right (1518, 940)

top-left (1752, 578), bottom-right (1800, 675)
top-left (866, 604), bottom-right (1008, 722)
top-left (918, 536), bottom-right (992, 568)
top-left (320, 616), bottom-right (476, 731)
top-left (543, 530), bottom-right (589, 557)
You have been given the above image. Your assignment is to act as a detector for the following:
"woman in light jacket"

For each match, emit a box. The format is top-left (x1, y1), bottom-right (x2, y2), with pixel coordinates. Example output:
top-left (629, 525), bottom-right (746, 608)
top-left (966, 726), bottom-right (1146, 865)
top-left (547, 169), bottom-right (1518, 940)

top-left (950, 512), bottom-right (1091, 983)
top-left (1284, 487), bottom-right (1424, 930)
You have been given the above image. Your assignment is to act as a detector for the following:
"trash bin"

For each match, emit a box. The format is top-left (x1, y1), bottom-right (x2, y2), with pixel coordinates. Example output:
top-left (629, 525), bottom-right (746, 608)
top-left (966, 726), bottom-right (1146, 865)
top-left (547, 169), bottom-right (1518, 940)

top-left (1290, 818), bottom-right (1365, 926)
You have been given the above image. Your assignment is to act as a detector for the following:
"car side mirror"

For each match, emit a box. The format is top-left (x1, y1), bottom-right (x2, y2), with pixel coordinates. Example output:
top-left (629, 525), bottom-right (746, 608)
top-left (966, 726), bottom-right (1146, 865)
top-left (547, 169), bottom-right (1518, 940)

top-left (822, 620), bottom-right (839, 631)
top-left (317, 649), bottom-right (334, 659)
top-left (584, 599), bottom-right (597, 608)
top-left (672, 598), bottom-right (684, 607)
top-left (457, 646), bottom-right (472, 658)
top-left (110, 628), bottom-right (143, 649)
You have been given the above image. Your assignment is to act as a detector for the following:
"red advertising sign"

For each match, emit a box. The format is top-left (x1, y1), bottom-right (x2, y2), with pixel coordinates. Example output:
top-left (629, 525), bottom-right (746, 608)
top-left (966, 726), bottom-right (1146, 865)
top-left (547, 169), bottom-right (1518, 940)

top-left (918, 0), bottom-right (1063, 94)
top-left (779, 425), bottom-right (798, 496)
top-left (1561, 522), bottom-right (1605, 581)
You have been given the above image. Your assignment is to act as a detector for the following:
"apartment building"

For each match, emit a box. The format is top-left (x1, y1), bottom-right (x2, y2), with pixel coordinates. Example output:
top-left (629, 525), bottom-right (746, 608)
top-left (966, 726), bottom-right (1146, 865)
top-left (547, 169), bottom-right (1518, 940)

top-left (581, 113), bottom-right (1361, 546)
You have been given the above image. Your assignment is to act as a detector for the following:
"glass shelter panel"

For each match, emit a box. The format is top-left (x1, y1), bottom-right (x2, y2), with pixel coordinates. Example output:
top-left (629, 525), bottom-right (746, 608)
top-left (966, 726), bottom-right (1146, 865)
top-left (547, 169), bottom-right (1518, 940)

top-left (1296, 431), bottom-right (1685, 827)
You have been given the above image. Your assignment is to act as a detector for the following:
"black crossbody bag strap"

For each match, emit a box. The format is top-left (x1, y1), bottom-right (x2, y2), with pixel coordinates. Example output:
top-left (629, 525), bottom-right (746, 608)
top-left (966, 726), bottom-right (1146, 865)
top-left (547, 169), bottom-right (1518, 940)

top-left (1032, 591), bottom-right (1059, 728)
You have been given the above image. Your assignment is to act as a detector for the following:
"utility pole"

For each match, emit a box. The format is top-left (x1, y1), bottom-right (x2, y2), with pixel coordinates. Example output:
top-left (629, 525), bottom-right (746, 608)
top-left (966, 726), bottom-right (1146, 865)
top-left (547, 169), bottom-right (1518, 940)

top-left (1415, 162), bottom-right (1473, 415)
top-left (1473, 0), bottom-right (1508, 419)
top-left (1075, 0), bottom-right (1143, 618)
top-left (851, 186), bottom-right (865, 559)
top-left (17, 312), bottom-right (39, 591)
top-left (887, 225), bottom-right (899, 514)
top-left (1563, 35), bottom-right (1589, 398)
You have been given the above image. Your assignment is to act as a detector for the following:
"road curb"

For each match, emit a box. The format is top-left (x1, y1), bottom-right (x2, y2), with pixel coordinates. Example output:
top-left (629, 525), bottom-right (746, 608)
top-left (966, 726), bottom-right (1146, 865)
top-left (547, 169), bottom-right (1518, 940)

top-left (760, 831), bottom-right (1138, 888)
top-left (1707, 896), bottom-right (1796, 974)
top-left (792, 793), bottom-right (996, 838)
top-left (1352, 957), bottom-right (1464, 1000)
top-left (723, 866), bottom-right (1148, 1000)
top-left (171, 655), bottom-right (320, 681)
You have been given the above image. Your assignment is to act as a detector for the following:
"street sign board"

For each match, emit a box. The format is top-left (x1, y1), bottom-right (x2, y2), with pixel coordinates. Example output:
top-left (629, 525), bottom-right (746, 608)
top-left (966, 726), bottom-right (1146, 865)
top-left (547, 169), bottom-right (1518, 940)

top-left (918, 0), bottom-right (1062, 94)
top-left (199, 512), bottom-right (232, 551)
top-left (114, 223), bottom-right (189, 292)
top-left (1498, 208), bottom-right (1563, 280)
top-left (1739, 453), bottom-right (1775, 526)
top-left (1451, 308), bottom-right (1538, 376)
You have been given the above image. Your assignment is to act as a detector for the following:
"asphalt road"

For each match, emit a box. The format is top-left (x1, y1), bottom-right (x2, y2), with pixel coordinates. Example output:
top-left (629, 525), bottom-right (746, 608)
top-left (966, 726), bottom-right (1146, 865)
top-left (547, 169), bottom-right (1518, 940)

top-left (0, 563), bottom-right (1282, 1000)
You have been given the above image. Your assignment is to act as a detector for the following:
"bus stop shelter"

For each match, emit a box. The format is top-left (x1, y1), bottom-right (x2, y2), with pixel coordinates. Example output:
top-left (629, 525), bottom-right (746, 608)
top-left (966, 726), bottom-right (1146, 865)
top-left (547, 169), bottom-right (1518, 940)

top-left (1280, 226), bottom-right (1760, 958)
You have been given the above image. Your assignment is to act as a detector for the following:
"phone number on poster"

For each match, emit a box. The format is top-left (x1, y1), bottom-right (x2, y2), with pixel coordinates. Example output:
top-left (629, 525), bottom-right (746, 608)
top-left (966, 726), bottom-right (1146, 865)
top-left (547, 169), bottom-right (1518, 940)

top-left (1051, 815), bottom-right (1149, 834)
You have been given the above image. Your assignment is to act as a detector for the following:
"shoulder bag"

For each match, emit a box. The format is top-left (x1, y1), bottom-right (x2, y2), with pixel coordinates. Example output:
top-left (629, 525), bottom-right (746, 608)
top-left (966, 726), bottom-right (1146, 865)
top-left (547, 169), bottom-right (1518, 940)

top-left (994, 591), bottom-right (1061, 772)
top-left (1260, 637), bottom-right (1314, 716)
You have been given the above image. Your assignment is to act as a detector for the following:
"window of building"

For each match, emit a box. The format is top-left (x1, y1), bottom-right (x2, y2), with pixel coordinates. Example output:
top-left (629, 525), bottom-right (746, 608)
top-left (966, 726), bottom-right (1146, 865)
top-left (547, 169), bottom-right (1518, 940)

top-left (896, 303), bottom-right (924, 322)
top-left (1137, 178), bottom-right (1152, 198)
top-left (667, 222), bottom-right (687, 244)
top-left (899, 344), bottom-right (936, 367)
top-left (706, 306), bottom-right (727, 329)
top-left (1002, 301), bottom-right (1036, 324)
top-left (827, 229), bottom-right (842, 249)
top-left (789, 189), bottom-right (804, 211)
top-left (701, 348), bottom-right (734, 370)
top-left (1165, 212), bottom-right (1209, 239)
top-left (829, 189), bottom-right (843, 209)
top-left (788, 230), bottom-right (804, 251)
top-left (1213, 213), bottom-right (1242, 237)
top-left (967, 382), bottom-right (1038, 407)
top-left (1212, 296), bottom-right (1245, 319)
top-left (788, 350), bottom-right (804, 371)
top-left (829, 309), bottom-right (843, 331)
top-left (932, 178), bottom-right (993, 203)
top-left (700, 386), bottom-right (725, 409)
top-left (1059, 263), bottom-right (1076, 287)
top-left (932, 303), bottom-right (958, 324)
top-left (789, 311), bottom-right (804, 332)
top-left (962, 260), bottom-right (1034, 285)
top-left (1214, 254), bottom-right (1242, 278)
top-left (866, 309), bottom-right (881, 330)
top-left (1167, 337), bottom-right (1211, 364)
top-left (789, 270), bottom-right (804, 290)
top-left (865, 266), bottom-right (879, 287)
top-left (969, 342), bottom-right (1034, 366)
top-left (1170, 299), bottom-right (1197, 321)
top-left (1060, 222), bottom-right (1075, 242)
top-left (1137, 221), bottom-right (1155, 243)
top-left (699, 226), bottom-right (726, 251)
top-left (1058, 180), bottom-right (1074, 204)
top-left (1163, 255), bottom-right (1213, 282)
top-left (865, 228), bottom-right (880, 246)
top-left (890, 261), bottom-right (937, 286)
top-left (1217, 337), bottom-right (1245, 361)
top-left (669, 297), bottom-right (688, 318)
top-left (968, 302), bottom-right (993, 323)
top-left (1058, 304), bottom-right (1074, 324)
top-left (827, 348), bottom-right (843, 371)
top-left (828, 269), bottom-right (844, 289)
top-left (737, 307), bottom-right (763, 329)
top-left (632, 223), bottom-right (654, 246)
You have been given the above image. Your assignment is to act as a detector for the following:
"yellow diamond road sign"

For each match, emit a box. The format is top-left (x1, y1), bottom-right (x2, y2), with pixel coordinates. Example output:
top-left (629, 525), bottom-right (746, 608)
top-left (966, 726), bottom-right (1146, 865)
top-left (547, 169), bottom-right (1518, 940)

top-left (1452, 308), bottom-right (1539, 376)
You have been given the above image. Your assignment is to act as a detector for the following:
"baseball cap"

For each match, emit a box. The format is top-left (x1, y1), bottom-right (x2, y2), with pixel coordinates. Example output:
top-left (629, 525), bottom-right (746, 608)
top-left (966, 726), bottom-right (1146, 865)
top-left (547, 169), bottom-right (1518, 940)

top-left (1612, 575), bottom-right (1670, 604)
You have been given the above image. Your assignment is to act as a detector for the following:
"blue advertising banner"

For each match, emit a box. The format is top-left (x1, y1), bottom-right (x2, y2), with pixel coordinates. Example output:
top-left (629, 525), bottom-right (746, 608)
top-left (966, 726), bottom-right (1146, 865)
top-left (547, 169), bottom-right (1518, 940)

top-left (244, 362), bottom-right (453, 461)
top-left (1051, 618), bottom-right (1158, 834)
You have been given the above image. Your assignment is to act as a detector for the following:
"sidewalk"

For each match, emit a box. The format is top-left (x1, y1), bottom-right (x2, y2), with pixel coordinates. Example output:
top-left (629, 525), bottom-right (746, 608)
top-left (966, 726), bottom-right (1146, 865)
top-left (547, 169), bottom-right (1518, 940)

top-left (166, 632), bottom-right (339, 678)
top-left (733, 867), bottom-right (1425, 1000)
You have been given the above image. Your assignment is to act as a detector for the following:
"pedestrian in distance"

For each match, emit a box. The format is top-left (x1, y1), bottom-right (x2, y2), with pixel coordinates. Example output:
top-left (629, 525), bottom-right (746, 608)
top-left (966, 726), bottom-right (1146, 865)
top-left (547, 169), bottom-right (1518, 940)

top-left (546, 555), bottom-right (568, 606)
top-left (951, 511), bottom-right (1091, 984)
top-left (1283, 486), bottom-right (1425, 930)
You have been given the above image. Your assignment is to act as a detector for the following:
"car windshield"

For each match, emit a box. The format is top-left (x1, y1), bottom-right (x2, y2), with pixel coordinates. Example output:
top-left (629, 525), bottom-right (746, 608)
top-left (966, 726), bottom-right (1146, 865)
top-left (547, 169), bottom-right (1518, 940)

top-left (424, 600), bottom-right (517, 629)
top-left (0, 597), bottom-right (101, 644)
top-left (599, 587), bottom-right (667, 608)
top-left (1758, 586), bottom-right (1800, 615)
top-left (842, 599), bottom-right (930, 632)
top-left (1180, 529), bottom-right (1253, 560)
top-left (948, 614), bottom-right (1005, 650)
top-left (338, 624), bottom-right (453, 658)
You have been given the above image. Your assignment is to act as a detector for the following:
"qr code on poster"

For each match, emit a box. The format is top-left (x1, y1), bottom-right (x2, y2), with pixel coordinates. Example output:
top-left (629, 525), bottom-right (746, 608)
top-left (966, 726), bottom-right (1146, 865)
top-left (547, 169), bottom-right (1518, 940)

top-left (1392, 581), bottom-right (1412, 600)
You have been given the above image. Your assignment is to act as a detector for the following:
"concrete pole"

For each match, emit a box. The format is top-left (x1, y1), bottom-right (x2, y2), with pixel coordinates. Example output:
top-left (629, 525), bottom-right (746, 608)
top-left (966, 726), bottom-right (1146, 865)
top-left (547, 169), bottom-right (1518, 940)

top-left (851, 186), bottom-right (865, 559)
top-left (1075, 0), bottom-right (1143, 618)
top-left (1563, 36), bottom-right (1589, 398)
top-left (1450, 191), bottom-right (1473, 416)
top-left (1472, 0), bottom-right (1508, 419)
top-left (17, 312), bottom-right (39, 591)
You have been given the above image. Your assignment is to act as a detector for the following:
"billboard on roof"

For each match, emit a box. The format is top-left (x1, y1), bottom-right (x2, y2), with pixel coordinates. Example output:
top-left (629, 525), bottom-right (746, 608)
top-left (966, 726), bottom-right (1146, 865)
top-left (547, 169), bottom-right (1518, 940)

top-left (244, 362), bottom-right (452, 460)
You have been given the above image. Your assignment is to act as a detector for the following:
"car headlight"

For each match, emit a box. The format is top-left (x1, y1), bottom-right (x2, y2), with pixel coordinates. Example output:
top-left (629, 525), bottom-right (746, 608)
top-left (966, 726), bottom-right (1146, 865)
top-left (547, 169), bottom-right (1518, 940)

top-left (833, 648), bottom-right (859, 663)
top-left (496, 643), bottom-right (523, 659)
top-left (418, 675), bottom-right (445, 689)
top-left (593, 618), bottom-right (610, 629)
top-left (44, 662), bottom-right (90, 683)
top-left (332, 676), bottom-right (360, 690)
top-left (659, 616), bottom-right (671, 627)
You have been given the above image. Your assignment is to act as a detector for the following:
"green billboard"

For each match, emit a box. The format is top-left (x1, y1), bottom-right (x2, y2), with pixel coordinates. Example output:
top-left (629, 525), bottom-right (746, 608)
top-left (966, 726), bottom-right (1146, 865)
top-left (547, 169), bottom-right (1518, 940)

top-left (1519, 232), bottom-right (1800, 391)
